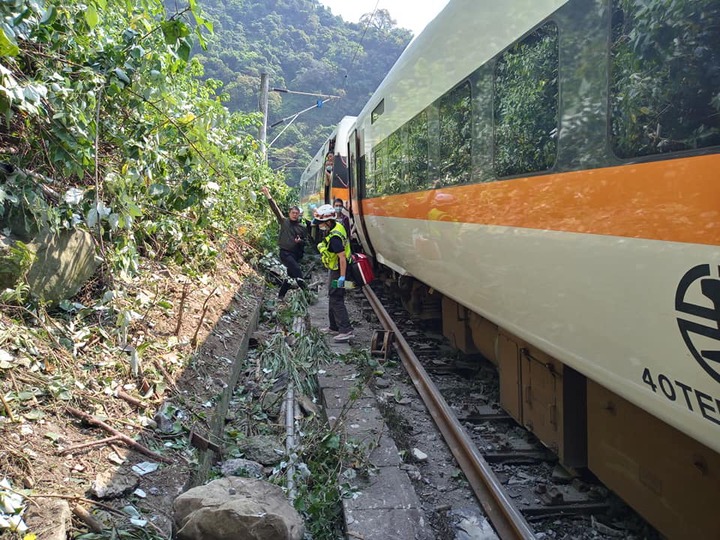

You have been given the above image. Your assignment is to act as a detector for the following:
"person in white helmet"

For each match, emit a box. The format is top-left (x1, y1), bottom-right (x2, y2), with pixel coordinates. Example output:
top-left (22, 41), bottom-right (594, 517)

top-left (313, 203), bottom-right (353, 342)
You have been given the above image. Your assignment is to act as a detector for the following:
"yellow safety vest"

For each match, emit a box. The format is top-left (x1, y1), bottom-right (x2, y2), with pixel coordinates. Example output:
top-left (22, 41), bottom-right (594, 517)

top-left (318, 223), bottom-right (351, 270)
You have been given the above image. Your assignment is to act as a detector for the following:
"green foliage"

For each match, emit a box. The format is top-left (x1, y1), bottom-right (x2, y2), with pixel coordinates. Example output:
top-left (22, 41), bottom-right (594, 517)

top-left (193, 0), bottom-right (413, 185)
top-left (290, 427), bottom-right (346, 539)
top-left (254, 293), bottom-right (374, 538)
top-left (0, 0), bottom-right (290, 284)
top-left (610, 0), bottom-right (720, 156)
top-left (0, 240), bottom-right (33, 291)
top-left (76, 528), bottom-right (167, 540)
top-left (0, 0), bottom-right (411, 289)
top-left (494, 24), bottom-right (559, 177)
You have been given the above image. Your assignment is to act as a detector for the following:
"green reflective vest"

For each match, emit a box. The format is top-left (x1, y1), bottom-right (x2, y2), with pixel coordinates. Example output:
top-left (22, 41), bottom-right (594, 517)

top-left (318, 223), bottom-right (351, 271)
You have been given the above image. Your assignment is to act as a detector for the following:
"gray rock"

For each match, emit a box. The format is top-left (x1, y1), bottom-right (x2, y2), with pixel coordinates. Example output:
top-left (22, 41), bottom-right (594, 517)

top-left (454, 512), bottom-right (498, 540)
top-left (260, 391), bottom-right (283, 418)
top-left (296, 393), bottom-right (318, 416)
top-left (400, 463), bottom-right (422, 481)
top-left (220, 458), bottom-right (264, 478)
top-left (411, 448), bottom-right (428, 462)
top-left (91, 469), bottom-right (139, 499)
top-left (26, 228), bottom-right (98, 303)
top-left (174, 477), bottom-right (304, 540)
top-left (237, 435), bottom-right (283, 466)
top-left (23, 497), bottom-right (72, 540)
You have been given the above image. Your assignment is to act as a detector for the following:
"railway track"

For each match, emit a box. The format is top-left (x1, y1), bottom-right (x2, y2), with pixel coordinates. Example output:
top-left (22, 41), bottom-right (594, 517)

top-left (355, 282), bottom-right (659, 540)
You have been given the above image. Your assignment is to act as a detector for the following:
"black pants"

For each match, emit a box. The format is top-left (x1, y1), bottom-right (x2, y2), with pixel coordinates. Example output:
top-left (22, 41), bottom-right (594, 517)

top-left (279, 250), bottom-right (305, 298)
top-left (328, 268), bottom-right (352, 333)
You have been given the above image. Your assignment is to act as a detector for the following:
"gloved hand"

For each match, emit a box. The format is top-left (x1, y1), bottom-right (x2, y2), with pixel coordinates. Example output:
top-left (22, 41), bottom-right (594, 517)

top-left (337, 276), bottom-right (345, 288)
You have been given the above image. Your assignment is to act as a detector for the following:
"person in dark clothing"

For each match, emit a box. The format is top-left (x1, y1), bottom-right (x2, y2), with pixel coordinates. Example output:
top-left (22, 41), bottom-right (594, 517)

top-left (333, 198), bottom-right (352, 239)
top-left (314, 203), bottom-right (353, 342)
top-left (261, 186), bottom-right (307, 299)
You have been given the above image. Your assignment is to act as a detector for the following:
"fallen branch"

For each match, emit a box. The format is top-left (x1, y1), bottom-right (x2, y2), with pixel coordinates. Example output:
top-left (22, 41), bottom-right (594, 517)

top-left (3, 482), bottom-right (171, 538)
top-left (115, 389), bottom-right (145, 409)
top-left (191, 286), bottom-right (218, 348)
top-left (153, 359), bottom-right (179, 395)
top-left (58, 436), bottom-right (122, 456)
top-left (73, 504), bottom-right (103, 533)
top-left (174, 283), bottom-right (189, 336)
top-left (65, 406), bottom-right (173, 464)
top-left (0, 391), bottom-right (15, 422)
top-left (0, 487), bottom-right (122, 517)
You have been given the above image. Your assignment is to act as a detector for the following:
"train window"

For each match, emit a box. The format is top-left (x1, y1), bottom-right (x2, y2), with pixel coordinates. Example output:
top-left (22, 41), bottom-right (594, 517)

top-left (493, 23), bottom-right (559, 177)
top-left (371, 100), bottom-right (385, 124)
top-left (471, 65), bottom-right (494, 183)
top-left (406, 110), bottom-right (429, 190)
top-left (438, 81), bottom-right (472, 186)
top-left (369, 141), bottom-right (386, 197)
top-left (386, 130), bottom-right (405, 194)
top-left (610, 0), bottom-right (720, 158)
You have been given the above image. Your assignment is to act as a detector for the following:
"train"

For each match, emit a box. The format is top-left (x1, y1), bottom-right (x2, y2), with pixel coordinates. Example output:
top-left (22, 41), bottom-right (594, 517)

top-left (298, 115), bottom-right (356, 216)
top-left (300, 0), bottom-right (720, 537)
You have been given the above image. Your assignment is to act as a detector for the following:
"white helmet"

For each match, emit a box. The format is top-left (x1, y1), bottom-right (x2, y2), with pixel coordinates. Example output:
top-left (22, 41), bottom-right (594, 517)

top-left (313, 204), bottom-right (336, 222)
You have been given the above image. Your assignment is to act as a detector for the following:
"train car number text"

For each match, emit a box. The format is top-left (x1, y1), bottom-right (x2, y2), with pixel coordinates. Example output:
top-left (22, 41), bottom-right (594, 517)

top-left (642, 368), bottom-right (720, 427)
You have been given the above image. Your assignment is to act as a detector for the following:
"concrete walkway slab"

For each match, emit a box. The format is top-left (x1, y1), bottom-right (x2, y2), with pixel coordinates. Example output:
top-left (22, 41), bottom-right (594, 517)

top-left (345, 507), bottom-right (426, 540)
top-left (308, 281), bottom-right (427, 539)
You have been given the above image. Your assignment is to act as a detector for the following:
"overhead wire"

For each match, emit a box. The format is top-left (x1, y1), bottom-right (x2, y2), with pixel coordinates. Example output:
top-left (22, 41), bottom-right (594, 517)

top-left (267, 1), bottom-right (382, 155)
top-left (341, 0), bottom-right (381, 93)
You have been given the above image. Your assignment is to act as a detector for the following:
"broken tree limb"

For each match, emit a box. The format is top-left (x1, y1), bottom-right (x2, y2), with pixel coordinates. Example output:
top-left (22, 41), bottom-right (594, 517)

top-left (58, 435), bottom-right (122, 456)
top-left (0, 391), bottom-right (16, 422)
top-left (72, 504), bottom-right (103, 533)
top-left (190, 286), bottom-right (218, 348)
top-left (65, 406), bottom-right (173, 464)
top-left (152, 359), bottom-right (179, 395)
top-left (115, 389), bottom-right (145, 409)
top-left (174, 283), bottom-right (189, 336)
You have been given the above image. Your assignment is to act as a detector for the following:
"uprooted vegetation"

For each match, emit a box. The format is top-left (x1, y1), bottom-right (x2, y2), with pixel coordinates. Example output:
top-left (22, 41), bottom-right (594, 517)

top-left (0, 0), bottom-right (294, 536)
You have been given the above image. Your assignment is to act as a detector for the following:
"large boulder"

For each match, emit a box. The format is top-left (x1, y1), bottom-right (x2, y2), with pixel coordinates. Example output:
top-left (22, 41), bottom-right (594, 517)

top-left (173, 477), bottom-right (304, 540)
top-left (25, 228), bottom-right (98, 303)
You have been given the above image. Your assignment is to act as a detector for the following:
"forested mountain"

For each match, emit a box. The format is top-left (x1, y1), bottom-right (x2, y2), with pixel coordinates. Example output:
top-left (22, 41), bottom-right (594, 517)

top-left (193, 0), bottom-right (414, 184)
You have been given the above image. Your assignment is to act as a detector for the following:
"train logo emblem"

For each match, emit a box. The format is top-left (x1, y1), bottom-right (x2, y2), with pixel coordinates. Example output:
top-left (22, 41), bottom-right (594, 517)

top-left (676, 264), bottom-right (720, 384)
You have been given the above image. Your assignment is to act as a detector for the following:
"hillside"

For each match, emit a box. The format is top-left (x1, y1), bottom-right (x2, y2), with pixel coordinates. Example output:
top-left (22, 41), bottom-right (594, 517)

top-left (194, 0), bottom-right (413, 184)
top-left (0, 0), bottom-right (410, 534)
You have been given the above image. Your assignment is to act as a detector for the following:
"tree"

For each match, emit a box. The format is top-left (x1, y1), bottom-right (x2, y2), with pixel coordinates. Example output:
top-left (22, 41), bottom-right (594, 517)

top-left (360, 8), bottom-right (398, 33)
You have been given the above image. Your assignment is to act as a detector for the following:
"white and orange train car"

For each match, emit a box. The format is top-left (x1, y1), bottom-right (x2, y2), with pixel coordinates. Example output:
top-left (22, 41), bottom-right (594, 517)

top-left (312, 0), bottom-right (720, 537)
top-left (299, 115), bottom-right (356, 216)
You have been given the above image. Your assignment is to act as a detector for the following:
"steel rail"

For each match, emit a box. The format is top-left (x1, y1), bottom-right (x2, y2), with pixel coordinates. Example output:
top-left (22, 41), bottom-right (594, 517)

top-left (362, 285), bottom-right (535, 540)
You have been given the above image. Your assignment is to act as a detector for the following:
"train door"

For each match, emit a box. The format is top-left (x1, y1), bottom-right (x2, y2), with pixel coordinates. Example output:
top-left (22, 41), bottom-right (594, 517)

top-left (331, 149), bottom-right (350, 206)
top-left (323, 139), bottom-right (334, 205)
top-left (349, 128), bottom-right (376, 258)
top-left (348, 130), bottom-right (359, 220)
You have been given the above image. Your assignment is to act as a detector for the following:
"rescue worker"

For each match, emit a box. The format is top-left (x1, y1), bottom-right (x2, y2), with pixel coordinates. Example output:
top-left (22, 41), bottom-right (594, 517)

top-left (313, 204), bottom-right (353, 342)
top-left (261, 186), bottom-right (307, 299)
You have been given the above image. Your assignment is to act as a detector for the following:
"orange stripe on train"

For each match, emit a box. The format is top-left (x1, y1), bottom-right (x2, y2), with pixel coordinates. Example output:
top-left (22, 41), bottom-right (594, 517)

top-left (361, 154), bottom-right (720, 246)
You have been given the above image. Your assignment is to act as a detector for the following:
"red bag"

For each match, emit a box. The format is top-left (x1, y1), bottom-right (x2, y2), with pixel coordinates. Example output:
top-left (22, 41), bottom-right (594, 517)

top-left (349, 253), bottom-right (374, 287)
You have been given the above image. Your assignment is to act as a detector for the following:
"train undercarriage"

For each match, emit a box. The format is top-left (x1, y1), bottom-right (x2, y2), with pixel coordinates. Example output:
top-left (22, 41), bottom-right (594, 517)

top-left (387, 272), bottom-right (720, 540)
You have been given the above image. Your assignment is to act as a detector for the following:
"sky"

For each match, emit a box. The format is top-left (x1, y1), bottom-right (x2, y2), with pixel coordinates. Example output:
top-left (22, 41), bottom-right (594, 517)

top-left (317, 0), bottom-right (451, 36)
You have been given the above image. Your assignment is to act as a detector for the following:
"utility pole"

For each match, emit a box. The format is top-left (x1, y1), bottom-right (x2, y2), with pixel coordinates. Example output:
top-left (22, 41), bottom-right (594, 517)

top-left (259, 72), bottom-right (269, 162)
